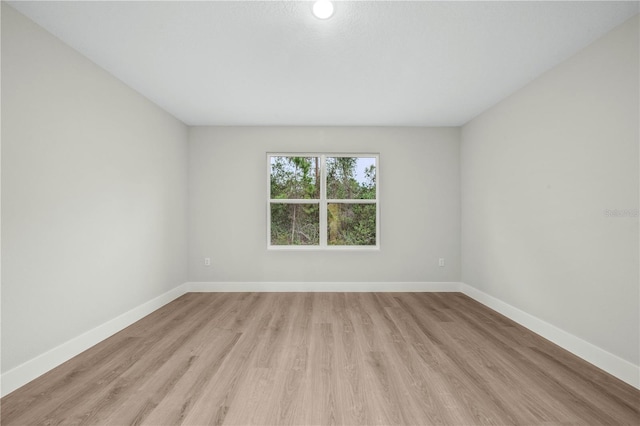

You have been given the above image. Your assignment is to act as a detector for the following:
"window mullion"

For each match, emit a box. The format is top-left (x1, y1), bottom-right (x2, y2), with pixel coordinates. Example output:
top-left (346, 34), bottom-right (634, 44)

top-left (326, 199), bottom-right (377, 204)
top-left (319, 155), bottom-right (327, 247)
top-left (269, 199), bottom-right (320, 204)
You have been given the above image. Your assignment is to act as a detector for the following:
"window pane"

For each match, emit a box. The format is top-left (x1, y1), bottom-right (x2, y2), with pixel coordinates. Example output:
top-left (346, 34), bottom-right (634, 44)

top-left (270, 203), bottom-right (320, 245)
top-left (327, 203), bottom-right (376, 246)
top-left (326, 157), bottom-right (376, 200)
top-left (270, 156), bottom-right (320, 199)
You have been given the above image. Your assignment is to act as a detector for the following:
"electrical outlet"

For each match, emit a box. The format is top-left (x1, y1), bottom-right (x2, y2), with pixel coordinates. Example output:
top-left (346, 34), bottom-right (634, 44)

top-left (438, 258), bottom-right (445, 267)
top-left (204, 257), bottom-right (211, 266)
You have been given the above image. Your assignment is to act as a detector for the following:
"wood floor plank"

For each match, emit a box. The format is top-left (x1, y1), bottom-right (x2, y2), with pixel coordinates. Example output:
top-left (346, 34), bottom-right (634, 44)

top-left (54, 294), bottom-right (236, 425)
top-left (101, 327), bottom-right (241, 425)
top-left (393, 293), bottom-right (523, 424)
top-left (2, 292), bottom-right (638, 425)
top-left (331, 294), bottom-right (373, 426)
top-left (0, 294), bottom-right (204, 425)
top-left (442, 294), bottom-right (636, 425)
top-left (179, 294), bottom-right (274, 425)
top-left (139, 329), bottom-right (242, 426)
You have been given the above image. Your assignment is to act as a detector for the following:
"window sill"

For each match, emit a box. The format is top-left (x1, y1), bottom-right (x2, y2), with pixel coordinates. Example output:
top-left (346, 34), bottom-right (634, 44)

top-left (267, 245), bottom-right (380, 252)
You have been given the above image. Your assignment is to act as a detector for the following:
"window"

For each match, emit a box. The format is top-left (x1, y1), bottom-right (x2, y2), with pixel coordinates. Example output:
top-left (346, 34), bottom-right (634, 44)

top-left (268, 153), bottom-right (379, 249)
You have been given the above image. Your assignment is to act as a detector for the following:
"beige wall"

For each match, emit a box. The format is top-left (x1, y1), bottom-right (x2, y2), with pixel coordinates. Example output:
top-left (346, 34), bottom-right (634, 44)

top-left (189, 126), bottom-right (461, 283)
top-left (461, 16), bottom-right (639, 365)
top-left (1, 5), bottom-right (189, 373)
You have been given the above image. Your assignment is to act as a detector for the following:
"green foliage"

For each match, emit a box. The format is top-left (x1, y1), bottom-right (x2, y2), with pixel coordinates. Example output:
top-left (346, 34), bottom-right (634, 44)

top-left (271, 203), bottom-right (319, 245)
top-left (270, 157), bottom-right (319, 199)
top-left (328, 203), bottom-right (376, 246)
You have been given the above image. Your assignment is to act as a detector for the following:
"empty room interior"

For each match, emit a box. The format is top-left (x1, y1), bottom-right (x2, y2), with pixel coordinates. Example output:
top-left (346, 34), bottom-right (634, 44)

top-left (1, 1), bottom-right (639, 425)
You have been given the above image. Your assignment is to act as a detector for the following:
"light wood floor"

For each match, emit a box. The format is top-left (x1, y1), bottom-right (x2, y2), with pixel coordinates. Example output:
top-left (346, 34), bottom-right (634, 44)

top-left (2, 293), bottom-right (639, 425)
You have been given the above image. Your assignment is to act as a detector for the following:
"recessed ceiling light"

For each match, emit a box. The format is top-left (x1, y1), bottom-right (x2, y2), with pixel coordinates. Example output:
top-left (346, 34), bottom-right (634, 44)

top-left (313, 1), bottom-right (334, 20)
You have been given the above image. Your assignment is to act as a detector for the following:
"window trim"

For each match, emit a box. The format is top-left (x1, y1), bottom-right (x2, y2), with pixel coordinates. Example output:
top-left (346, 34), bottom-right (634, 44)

top-left (267, 152), bottom-right (380, 250)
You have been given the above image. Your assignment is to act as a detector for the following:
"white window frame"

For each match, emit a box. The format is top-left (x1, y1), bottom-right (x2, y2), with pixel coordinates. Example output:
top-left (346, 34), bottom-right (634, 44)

top-left (267, 153), bottom-right (380, 250)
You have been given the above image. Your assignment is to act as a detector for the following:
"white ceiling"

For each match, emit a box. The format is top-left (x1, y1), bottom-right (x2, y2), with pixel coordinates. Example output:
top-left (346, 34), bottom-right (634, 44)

top-left (8, 1), bottom-right (639, 126)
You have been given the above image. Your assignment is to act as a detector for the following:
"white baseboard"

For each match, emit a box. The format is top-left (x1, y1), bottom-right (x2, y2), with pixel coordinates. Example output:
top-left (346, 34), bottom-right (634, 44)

top-left (186, 281), bottom-right (462, 292)
top-left (0, 281), bottom-right (457, 397)
top-left (5, 281), bottom-right (637, 397)
top-left (460, 283), bottom-right (640, 389)
top-left (0, 283), bottom-right (189, 397)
